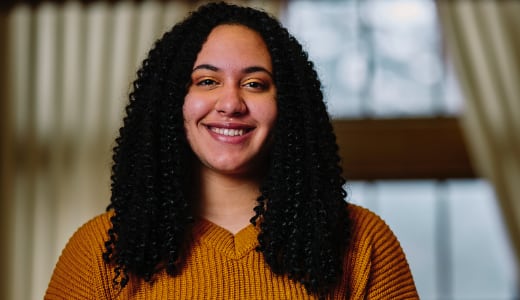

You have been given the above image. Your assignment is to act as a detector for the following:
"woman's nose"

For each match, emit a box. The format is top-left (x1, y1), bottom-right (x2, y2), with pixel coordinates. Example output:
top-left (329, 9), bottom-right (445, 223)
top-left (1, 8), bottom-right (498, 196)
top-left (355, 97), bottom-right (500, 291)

top-left (214, 85), bottom-right (247, 116)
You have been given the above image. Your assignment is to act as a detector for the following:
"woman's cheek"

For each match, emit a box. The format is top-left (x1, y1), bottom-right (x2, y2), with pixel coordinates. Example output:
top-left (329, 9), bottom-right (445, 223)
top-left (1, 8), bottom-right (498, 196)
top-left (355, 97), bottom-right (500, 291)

top-left (183, 93), bottom-right (210, 122)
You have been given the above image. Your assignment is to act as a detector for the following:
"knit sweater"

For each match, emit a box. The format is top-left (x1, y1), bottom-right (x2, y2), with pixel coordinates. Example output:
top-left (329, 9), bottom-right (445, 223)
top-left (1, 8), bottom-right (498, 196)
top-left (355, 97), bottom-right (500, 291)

top-left (45, 204), bottom-right (418, 299)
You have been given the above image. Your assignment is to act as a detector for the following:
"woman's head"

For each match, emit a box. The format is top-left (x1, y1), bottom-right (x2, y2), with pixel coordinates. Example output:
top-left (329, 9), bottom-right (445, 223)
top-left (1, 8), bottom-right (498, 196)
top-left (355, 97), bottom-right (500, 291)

top-left (106, 2), bottom-right (350, 297)
top-left (116, 2), bottom-right (329, 167)
top-left (183, 24), bottom-right (277, 177)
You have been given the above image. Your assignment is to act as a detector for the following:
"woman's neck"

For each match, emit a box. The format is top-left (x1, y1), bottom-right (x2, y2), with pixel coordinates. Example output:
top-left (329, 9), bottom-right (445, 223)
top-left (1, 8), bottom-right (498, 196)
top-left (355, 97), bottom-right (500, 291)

top-left (196, 167), bottom-right (261, 235)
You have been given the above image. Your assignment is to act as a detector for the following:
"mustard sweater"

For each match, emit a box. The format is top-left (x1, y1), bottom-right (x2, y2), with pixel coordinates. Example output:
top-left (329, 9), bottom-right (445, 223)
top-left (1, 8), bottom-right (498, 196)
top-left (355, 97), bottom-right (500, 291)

top-left (45, 204), bottom-right (418, 299)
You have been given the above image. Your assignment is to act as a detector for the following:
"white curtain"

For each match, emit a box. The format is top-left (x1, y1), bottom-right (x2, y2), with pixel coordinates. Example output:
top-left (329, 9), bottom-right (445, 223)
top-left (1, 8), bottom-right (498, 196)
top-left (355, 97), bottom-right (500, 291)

top-left (0, 1), bottom-right (281, 299)
top-left (437, 1), bottom-right (520, 275)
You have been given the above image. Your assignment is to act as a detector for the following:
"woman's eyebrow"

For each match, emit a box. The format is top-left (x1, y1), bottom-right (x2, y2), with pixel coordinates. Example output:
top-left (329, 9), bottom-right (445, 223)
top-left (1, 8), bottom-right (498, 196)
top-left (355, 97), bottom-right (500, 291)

top-left (243, 66), bottom-right (273, 78)
top-left (192, 64), bottom-right (272, 77)
top-left (192, 64), bottom-right (219, 72)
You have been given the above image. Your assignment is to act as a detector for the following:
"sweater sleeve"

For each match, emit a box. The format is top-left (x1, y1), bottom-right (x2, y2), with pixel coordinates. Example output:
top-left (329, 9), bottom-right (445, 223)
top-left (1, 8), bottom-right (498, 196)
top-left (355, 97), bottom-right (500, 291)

top-left (347, 205), bottom-right (419, 300)
top-left (44, 213), bottom-right (112, 300)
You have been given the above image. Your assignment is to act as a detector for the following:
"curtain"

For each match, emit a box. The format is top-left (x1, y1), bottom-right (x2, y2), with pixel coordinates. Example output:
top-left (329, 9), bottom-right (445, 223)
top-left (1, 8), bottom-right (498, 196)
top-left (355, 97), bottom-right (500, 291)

top-left (0, 1), bottom-right (282, 299)
top-left (437, 1), bottom-right (520, 275)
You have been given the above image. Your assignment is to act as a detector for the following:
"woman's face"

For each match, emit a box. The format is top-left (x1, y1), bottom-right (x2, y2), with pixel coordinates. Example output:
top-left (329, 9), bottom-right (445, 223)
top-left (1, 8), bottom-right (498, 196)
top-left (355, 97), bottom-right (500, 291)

top-left (183, 25), bottom-right (277, 177)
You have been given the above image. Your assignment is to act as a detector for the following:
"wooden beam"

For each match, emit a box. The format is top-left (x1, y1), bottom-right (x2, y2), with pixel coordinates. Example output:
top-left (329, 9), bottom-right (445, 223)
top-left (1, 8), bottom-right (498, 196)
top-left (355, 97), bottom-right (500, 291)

top-left (333, 117), bottom-right (476, 180)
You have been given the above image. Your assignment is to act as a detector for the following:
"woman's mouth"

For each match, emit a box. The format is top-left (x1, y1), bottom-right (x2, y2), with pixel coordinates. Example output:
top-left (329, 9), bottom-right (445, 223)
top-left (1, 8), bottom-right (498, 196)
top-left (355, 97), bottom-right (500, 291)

top-left (207, 125), bottom-right (253, 137)
top-left (210, 127), bottom-right (245, 136)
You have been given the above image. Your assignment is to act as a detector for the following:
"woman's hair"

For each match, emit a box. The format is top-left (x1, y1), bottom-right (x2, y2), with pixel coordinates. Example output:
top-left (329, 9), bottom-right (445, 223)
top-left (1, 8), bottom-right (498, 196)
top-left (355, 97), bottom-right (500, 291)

top-left (103, 2), bottom-right (352, 297)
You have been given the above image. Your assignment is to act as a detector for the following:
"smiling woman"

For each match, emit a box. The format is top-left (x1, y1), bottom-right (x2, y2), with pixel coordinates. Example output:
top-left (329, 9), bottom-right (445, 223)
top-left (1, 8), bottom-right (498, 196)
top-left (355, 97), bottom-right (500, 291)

top-left (44, 2), bottom-right (418, 299)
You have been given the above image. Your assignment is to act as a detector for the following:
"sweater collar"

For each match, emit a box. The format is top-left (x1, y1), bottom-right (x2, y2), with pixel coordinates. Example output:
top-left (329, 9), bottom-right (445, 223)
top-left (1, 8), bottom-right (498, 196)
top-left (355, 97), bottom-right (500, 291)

top-left (192, 219), bottom-right (260, 260)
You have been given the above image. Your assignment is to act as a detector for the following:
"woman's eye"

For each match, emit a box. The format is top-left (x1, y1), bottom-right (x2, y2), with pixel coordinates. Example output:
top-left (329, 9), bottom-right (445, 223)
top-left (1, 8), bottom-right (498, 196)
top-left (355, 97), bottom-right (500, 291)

top-left (243, 81), bottom-right (266, 90)
top-left (196, 78), bottom-right (217, 86)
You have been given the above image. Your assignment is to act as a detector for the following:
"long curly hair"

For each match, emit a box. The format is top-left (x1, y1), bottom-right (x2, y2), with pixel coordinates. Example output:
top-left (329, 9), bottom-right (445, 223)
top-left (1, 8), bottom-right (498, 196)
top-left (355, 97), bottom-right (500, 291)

top-left (103, 2), bottom-right (352, 297)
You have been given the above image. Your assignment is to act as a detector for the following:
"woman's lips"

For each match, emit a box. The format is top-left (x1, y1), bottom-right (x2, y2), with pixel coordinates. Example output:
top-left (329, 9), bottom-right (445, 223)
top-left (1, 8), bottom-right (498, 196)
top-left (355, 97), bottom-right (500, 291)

top-left (205, 123), bottom-right (255, 142)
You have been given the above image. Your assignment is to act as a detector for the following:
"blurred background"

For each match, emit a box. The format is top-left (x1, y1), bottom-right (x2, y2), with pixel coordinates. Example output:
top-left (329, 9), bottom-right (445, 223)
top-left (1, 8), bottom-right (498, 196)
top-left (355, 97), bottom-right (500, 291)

top-left (0, 0), bottom-right (519, 299)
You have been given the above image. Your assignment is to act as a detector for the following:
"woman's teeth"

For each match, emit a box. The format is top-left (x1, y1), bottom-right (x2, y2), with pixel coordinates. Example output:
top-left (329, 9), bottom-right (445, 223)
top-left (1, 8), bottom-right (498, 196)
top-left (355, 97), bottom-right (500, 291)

top-left (211, 127), bottom-right (245, 136)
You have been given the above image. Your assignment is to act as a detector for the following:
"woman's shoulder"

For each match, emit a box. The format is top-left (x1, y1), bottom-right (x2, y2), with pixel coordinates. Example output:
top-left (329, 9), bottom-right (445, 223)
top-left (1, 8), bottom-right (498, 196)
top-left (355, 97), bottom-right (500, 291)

top-left (346, 203), bottom-right (385, 225)
top-left (63, 210), bottom-right (114, 253)
top-left (344, 203), bottom-right (419, 298)
top-left (346, 203), bottom-right (399, 244)
top-left (74, 210), bottom-right (114, 240)
top-left (45, 211), bottom-right (115, 299)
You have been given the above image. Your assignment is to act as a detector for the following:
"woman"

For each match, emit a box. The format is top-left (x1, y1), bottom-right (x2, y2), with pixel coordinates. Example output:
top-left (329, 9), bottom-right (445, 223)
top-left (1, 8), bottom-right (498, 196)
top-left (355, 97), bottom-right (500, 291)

top-left (45, 2), bottom-right (418, 299)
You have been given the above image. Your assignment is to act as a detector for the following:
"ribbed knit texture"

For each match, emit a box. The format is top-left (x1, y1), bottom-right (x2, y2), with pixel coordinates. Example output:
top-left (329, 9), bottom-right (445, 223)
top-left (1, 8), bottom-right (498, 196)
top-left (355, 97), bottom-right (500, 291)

top-left (45, 204), bottom-right (418, 299)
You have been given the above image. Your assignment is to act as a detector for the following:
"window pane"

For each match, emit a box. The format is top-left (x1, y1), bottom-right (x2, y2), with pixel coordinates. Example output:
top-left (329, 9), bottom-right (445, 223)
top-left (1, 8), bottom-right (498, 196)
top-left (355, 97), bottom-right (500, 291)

top-left (448, 180), bottom-right (517, 299)
top-left (283, 0), bottom-right (463, 118)
top-left (347, 180), bottom-right (518, 299)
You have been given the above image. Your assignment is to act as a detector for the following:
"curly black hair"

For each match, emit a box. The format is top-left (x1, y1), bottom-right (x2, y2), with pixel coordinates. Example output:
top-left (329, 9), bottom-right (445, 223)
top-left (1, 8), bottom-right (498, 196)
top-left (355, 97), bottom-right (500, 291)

top-left (103, 1), bottom-right (352, 297)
